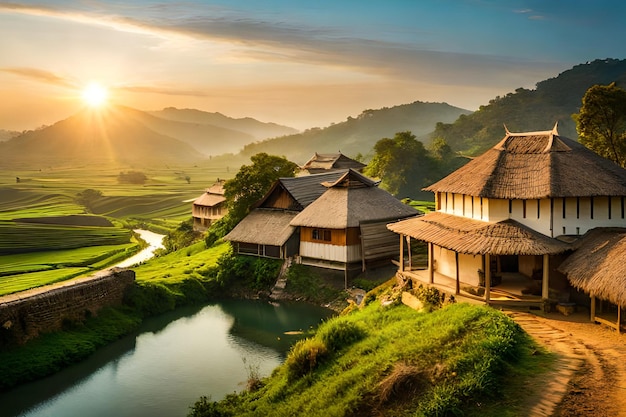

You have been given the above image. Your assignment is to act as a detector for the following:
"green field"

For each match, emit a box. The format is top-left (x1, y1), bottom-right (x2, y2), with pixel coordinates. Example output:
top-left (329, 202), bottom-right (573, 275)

top-left (0, 161), bottom-right (236, 295)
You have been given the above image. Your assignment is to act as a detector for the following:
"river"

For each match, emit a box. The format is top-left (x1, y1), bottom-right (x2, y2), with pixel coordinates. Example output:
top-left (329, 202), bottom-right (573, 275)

top-left (1, 300), bottom-right (334, 417)
top-left (114, 229), bottom-right (165, 268)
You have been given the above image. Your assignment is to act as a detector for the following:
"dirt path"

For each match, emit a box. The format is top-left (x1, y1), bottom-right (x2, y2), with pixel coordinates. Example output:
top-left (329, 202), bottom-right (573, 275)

top-left (507, 310), bottom-right (626, 416)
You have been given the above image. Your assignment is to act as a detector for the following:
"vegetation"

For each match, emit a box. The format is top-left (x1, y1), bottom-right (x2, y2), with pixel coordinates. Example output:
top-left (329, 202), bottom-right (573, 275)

top-left (188, 301), bottom-right (550, 417)
top-left (575, 82), bottom-right (626, 167)
top-left (118, 170), bottom-right (148, 185)
top-left (239, 101), bottom-right (470, 163)
top-left (365, 131), bottom-right (466, 199)
top-left (432, 58), bottom-right (626, 155)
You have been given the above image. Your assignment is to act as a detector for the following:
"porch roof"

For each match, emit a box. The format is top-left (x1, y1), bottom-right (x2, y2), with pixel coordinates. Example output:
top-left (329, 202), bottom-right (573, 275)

top-left (223, 208), bottom-right (297, 246)
top-left (559, 228), bottom-right (626, 306)
top-left (387, 212), bottom-right (570, 255)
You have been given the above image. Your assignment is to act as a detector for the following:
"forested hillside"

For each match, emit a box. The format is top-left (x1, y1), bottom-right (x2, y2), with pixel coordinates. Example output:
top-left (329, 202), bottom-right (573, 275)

top-left (432, 58), bottom-right (626, 155)
top-left (239, 101), bottom-right (471, 164)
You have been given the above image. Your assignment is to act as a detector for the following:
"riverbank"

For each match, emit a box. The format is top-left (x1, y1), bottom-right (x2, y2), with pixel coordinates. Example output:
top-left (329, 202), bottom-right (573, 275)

top-left (0, 242), bottom-right (351, 391)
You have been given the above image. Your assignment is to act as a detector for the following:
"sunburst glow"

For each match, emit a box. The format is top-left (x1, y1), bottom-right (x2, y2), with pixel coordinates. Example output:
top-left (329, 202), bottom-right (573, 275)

top-left (81, 83), bottom-right (109, 107)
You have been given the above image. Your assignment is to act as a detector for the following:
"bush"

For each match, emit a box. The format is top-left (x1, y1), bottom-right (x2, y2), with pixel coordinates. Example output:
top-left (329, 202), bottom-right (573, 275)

top-left (316, 319), bottom-right (366, 353)
top-left (215, 252), bottom-right (281, 291)
top-left (118, 170), bottom-right (148, 184)
top-left (412, 284), bottom-right (446, 310)
top-left (285, 338), bottom-right (329, 382)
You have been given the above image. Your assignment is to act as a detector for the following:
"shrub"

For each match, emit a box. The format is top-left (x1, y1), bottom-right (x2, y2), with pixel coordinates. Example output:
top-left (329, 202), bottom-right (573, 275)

top-left (215, 252), bottom-right (281, 291)
top-left (285, 338), bottom-right (329, 381)
top-left (118, 170), bottom-right (148, 184)
top-left (316, 319), bottom-right (366, 353)
top-left (412, 284), bottom-right (446, 310)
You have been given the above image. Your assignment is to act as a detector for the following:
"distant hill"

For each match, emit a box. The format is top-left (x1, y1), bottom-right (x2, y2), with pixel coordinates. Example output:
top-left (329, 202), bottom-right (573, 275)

top-left (0, 106), bottom-right (205, 168)
top-left (150, 107), bottom-right (298, 142)
top-left (239, 101), bottom-right (471, 164)
top-left (433, 58), bottom-right (626, 155)
top-left (0, 129), bottom-right (19, 142)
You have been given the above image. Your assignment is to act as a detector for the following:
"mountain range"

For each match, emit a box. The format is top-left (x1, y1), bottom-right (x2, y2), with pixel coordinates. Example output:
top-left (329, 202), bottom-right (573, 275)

top-left (2, 58), bottom-right (626, 169)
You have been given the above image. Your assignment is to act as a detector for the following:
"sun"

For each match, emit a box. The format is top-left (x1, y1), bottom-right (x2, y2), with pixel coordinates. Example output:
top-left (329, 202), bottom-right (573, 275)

top-left (81, 82), bottom-right (109, 108)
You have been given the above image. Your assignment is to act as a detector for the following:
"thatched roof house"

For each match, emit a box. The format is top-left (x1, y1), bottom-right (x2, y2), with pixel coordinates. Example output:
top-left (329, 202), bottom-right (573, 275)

top-left (224, 172), bottom-right (345, 259)
top-left (299, 152), bottom-right (366, 175)
top-left (388, 126), bottom-right (626, 313)
top-left (192, 180), bottom-right (227, 231)
top-left (291, 169), bottom-right (418, 272)
top-left (560, 228), bottom-right (626, 305)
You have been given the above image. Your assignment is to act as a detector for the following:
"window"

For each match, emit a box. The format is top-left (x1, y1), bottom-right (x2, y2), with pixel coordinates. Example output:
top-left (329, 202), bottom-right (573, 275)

top-left (312, 228), bottom-right (331, 242)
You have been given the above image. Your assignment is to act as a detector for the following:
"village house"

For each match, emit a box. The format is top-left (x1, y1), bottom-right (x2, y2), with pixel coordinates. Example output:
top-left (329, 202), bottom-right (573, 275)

top-left (225, 169), bottom-right (418, 277)
top-left (223, 171), bottom-right (347, 259)
top-left (388, 125), bottom-right (626, 327)
top-left (192, 180), bottom-right (227, 231)
top-left (298, 152), bottom-right (366, 175)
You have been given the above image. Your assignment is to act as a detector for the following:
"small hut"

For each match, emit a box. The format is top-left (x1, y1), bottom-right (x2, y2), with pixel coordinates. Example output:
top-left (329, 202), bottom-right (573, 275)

top-left (559, 228), bottom-right (626, 332)
top-left (192, 180), bottom-right (227, 231)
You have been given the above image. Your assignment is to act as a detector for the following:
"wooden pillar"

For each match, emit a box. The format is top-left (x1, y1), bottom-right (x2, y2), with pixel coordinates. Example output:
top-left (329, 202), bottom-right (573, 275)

top-left (485, 253), bottom-right (491, 302)
top-left (455, 252), bottom-right (460, 295)
top-left (541, 254), bottom-right (549, 300)
top-left (428, 242), bottom-right (434, 284)
top-left (590, 294), bottom-right (596, 322)
top-left (618, 304), bottom-right (622, 334)
top-left (399, 234), bottom-right (404, 272)
top-left (406, 236), bottom-right (412, 270)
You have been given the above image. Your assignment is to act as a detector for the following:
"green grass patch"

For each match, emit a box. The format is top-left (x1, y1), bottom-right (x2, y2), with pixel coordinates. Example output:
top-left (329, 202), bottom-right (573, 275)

top-left (0, 221), bottom-right (131, 254)
top-left (284, 264), bottom-right (345, 305)
top-left (0, 268), bottom-right (91, 296)
top-left (189, 302), bottom-right (551, 417)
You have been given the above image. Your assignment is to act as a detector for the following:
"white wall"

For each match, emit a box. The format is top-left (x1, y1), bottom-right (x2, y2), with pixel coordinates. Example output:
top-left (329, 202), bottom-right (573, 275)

top-left (433, 246), bottom-right (482, 285)
top-left (299, 241), bottom-right (361, 263)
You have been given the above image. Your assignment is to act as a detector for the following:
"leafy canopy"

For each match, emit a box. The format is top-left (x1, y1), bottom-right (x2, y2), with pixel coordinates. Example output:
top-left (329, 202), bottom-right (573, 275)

top-left (574, 83), bottom-right (626, 167)
top-left (223, 153), bottom-right (298, 225)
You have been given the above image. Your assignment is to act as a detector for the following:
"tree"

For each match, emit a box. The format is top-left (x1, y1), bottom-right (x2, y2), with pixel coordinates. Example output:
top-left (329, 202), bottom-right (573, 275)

top-left (365, 131), bottom-right (435, 199)
top-left (223, 153), bottom-right (298, 226)
top-left (574, 83), bottom-right (626, 167)
top-left (118, 170), bottom-right (148, 184)
top-left (75, 189), bottom-right (103, 212)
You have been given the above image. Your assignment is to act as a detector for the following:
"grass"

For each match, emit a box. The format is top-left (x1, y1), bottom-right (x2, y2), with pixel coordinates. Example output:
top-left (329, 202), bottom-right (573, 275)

top-left (189, 301), bottom-right (553, 417)
top-left (0, 268), bottom-right (92, 296)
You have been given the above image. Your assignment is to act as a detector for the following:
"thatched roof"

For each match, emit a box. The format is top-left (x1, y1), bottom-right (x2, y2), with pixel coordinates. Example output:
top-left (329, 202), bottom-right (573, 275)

top-left (223, 209), bottom-right (297, 246)
top-left (425, 126), bottom-right (626, 199)
top-left (290, 170), bottom-right (418, 228)
top-left (387, 212), bottom-right (571, 255)
top-left (300, 152), bottom-right (366, 173)
top-left (193, 181), bottom-right (226, 207)
top-left (558, 228), bottom-right (626, 305)
top-left (254, 171), bottom-right (346, 211)
top-left (193, 192), bottom-right (225, 207)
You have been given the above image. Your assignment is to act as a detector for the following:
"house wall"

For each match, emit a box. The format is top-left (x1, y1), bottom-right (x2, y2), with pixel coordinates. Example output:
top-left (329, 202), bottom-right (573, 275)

top-left (299, 241), bottom-right (361, 263)
top-left (519, 255), bottom-right (542, 278)
top-left (300, 227), bottom-right (360, 246)
top-left (433, 245), bottom-right (482, 285)
top-left (263, 189), bottom-right (297, 210)
top-left (440, 194), bottom-right (626, 238)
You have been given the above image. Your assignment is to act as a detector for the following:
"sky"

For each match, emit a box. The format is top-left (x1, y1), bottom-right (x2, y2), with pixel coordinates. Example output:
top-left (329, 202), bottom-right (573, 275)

top-left (1, 0), bottom-right (626, 131)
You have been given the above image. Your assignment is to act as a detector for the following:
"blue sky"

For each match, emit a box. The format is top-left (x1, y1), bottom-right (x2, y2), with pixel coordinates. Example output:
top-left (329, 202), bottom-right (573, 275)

top-left (1, 0), bottom-right (625, 130)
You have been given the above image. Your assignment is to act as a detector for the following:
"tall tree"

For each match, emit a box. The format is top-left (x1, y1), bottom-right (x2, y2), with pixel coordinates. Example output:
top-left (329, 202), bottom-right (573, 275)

top-left (223, 153), bottom-right (298, 225)
top-left (365, 131), bottom-right (435, 199)
top-left (574, 83), bottom-right (626, 167)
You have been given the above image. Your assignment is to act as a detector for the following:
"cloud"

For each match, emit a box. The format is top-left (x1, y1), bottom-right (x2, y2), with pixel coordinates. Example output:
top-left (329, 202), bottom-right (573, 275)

top-left (0, 67), bottom-right (73, 87)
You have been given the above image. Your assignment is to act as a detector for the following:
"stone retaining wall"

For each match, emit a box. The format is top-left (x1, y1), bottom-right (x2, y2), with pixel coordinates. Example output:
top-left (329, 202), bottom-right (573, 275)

top-left (0, 268), bottom-right (135, 347)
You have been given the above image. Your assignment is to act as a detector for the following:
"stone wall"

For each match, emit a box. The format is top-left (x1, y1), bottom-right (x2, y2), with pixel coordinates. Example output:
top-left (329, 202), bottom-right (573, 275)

top-left (0, 268), bottom-right (135, 347)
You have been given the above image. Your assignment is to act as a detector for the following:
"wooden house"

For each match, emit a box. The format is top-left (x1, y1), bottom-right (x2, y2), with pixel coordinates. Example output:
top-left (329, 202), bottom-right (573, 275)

top-left (290, 169), bottom-right (418, 273)
top-left (224, 171), bottom-right (346, 259)
top-left (299, 152), bottom-right (366, 175)
top-left (388, 125), bottom-right (626, 312)
top-left (192, 180), bottom-right (227, 231)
